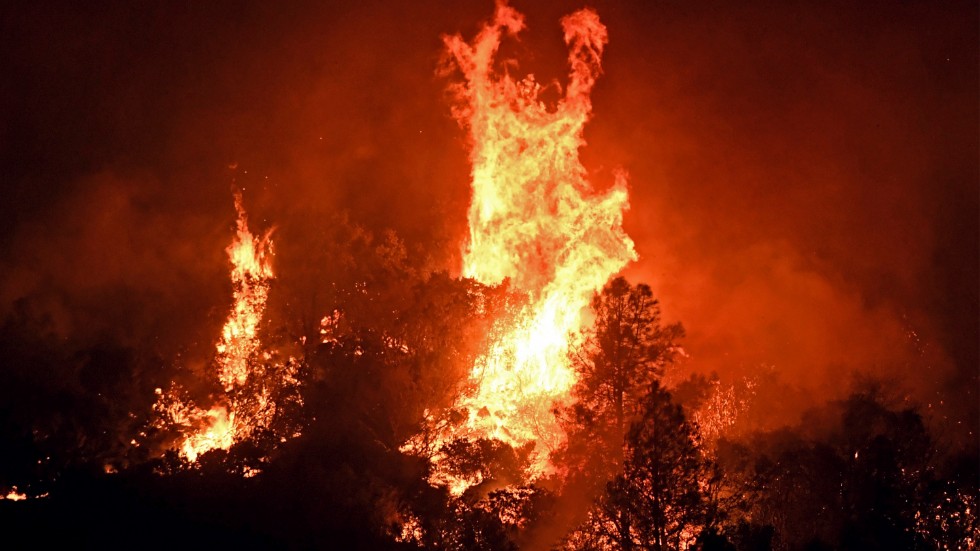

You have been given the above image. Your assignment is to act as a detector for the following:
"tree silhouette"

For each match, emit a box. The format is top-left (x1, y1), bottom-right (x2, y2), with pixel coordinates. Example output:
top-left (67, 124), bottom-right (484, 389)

top-left (714, 386), bottom-right (978, 551)
top-left (558, 277), bottom-right (684, 485)
top-left (555, 278), bottom-right (714, 550)
top-left (566, 382), bottom-right (710, 550)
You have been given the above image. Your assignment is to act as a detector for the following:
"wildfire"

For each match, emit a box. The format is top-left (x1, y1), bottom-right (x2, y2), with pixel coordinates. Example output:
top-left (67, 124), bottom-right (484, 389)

top-left (1, 487), bottom-right (27, 501)
top-left (152, 192), bottom-right (302, 465)
top-left (416, 3), bottom-right (636, 487)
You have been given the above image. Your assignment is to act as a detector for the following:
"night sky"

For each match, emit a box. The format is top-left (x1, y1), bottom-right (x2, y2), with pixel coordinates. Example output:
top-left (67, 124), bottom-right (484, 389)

top-left (1, 1), bottom-right (976, 443)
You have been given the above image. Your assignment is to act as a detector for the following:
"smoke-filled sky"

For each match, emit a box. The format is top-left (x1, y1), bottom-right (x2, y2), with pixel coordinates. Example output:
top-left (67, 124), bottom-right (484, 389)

top-left (1, 1), bottom-right (976, 441)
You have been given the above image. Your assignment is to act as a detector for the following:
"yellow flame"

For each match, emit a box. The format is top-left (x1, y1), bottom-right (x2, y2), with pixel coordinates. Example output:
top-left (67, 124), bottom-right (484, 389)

top-left (426, 3), bottom-right (636, 484)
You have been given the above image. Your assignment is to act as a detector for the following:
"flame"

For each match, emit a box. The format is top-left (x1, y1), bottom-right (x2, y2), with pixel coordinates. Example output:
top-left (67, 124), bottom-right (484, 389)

top-left (179, 406), bottom-right (236, 463)
top-left (1, 487), bottom-right (27, 501)
top-left (152, 192), bottom-right (301, 465)
top-left (216, 193), bottom-right (274, 391)
top-left (421, 3), bottom-right (636, 486)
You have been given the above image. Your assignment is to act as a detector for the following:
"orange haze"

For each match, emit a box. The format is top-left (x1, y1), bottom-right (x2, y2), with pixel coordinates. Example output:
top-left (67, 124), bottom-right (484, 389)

top-left (0, 1), bottom-right (975, 445)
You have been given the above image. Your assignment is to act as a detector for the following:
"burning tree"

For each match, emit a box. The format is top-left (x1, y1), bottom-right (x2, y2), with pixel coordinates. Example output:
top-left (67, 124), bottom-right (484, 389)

top-left (409, 1), bottom-right (638, 491)
top-left (395, 3), bottom-right (652, 543)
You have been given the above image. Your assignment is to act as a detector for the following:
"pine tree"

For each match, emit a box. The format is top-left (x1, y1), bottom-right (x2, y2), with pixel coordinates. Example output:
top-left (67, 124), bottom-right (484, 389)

top-left (557, 278), bottom-right (712, 550)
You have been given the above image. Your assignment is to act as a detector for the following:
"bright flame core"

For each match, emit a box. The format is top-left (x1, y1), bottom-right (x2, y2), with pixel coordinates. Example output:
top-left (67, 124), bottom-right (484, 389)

top-left (428, 3), bottom-right (636, 484)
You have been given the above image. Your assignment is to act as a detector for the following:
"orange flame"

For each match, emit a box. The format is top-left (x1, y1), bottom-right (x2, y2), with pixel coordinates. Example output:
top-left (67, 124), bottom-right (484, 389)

top-left (420, 3), bottom-right (636, 487)
top-left (216, 193), bottom-right (274, 391)
top-left (152, 192), bottom-right (299, 465)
